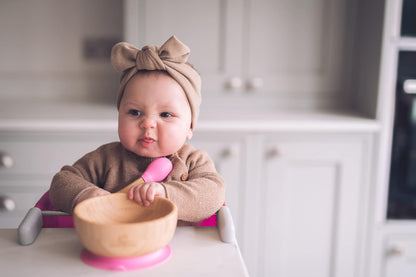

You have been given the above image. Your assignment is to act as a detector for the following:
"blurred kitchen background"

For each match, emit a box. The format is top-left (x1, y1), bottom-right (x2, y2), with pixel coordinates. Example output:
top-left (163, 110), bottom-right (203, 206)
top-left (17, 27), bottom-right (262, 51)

top-left (1, 0), bottom-right (416, 277)
top-left (0, 0), bottom-right (381, 112)
top-left (0, 0), bottom-right (122, 104)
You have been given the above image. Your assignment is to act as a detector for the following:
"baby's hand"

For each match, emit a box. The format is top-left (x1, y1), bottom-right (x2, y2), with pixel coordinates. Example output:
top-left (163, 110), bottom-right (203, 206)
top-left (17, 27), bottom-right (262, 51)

top-left (128, 182), bottom-right (166, 206)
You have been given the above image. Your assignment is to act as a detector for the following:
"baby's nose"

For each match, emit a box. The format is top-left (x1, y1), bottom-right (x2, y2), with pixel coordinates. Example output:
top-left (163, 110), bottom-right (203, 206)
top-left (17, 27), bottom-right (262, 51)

top-left (140, 116), bottom-right (156, 129)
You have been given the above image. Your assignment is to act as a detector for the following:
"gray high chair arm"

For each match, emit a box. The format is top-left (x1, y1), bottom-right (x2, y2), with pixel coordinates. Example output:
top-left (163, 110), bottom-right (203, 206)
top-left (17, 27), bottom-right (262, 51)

top-left (217, 206), bottom-right (237, 244)
top-left (18, 208), bottom-right (70, 245)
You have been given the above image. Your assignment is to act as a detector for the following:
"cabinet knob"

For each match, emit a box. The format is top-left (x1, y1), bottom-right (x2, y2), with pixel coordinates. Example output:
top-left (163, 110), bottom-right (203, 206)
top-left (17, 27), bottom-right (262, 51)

top-left (221, 146), bottom-right (239, 159)
top-left (386, 246), bottom-right (404, 257)
top-left (226, 77), bottom-right (243, 90)
top-left (0, 152), bottom-right (14, 169)
top-left (0, 195), bottom-right (16, 212)
top-left (266, 148), bottom-right (280, 159)
top-left (246, 77), bottom-right (264, 91)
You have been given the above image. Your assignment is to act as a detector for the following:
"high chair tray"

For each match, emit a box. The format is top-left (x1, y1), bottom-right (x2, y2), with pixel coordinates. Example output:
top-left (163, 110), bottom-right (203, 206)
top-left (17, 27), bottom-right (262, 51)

top-left (0, 227), bottom-right (249, 276)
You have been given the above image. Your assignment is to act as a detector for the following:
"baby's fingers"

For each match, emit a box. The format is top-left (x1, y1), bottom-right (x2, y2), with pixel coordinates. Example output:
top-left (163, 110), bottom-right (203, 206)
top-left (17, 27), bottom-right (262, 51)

top-left (142, 183), bottom-right (157, 206)
top-left (137, 183), bottom-right (155, 206)
top-left (146, 184), bottom-right (157, 203)
top-left (128, 184), bottom-right (146, 206)
top-left (128, 183), bottom-right (164, 207)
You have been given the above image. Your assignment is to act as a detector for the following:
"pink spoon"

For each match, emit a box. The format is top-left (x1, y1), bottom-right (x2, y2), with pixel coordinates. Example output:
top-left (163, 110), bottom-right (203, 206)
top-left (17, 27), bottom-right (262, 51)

top-left (118, 157), bottom-right (173, 193)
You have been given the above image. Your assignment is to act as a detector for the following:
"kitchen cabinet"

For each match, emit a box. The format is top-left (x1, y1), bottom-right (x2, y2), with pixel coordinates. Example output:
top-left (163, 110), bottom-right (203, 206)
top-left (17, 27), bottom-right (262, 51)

top-left (180, 130), bottom-right (375, 277)
top-left (0, 115), bottom-right (376, 277)
top-left (185, 125), bottom-right (376, 277)
top-left (0, 131), bottom-right (118, 228)
top-left (367, 0), bottom-right (416, 276)
top-left (124, 0), bottom-right (361, 110)
top-left (235, 133), bottom-right (373, 277)
top-left (384, 235), bottom-right (416, 277)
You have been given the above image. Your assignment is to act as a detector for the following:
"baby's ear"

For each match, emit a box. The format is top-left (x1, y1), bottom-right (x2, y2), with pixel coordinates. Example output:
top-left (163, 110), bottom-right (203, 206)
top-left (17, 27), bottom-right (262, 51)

top-left (186, 129), bottom-right (193, 140)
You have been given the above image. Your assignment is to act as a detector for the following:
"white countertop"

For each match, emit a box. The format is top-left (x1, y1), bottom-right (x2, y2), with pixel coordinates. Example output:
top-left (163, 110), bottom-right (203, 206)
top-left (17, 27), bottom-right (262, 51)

top-left (0, 100), bottom-right (380, 133)
top-left (0, 227), bottom-right (248, 276)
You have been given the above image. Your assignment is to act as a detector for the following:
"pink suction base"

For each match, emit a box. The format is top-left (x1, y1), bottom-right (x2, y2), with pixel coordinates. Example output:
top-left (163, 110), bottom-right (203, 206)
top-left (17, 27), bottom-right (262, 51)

top-left (81, 245), bottom-right (171, 271)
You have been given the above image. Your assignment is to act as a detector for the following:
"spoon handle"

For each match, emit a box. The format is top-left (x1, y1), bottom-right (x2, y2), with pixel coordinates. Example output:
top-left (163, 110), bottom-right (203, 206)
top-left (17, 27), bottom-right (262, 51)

top-left (118, 157), bottom-right (173, 193)
top-left (118, 177), bottom-right (145, 193)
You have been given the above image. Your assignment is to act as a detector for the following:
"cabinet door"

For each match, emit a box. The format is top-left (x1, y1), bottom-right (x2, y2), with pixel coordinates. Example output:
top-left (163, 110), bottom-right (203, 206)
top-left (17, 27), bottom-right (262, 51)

top-left (255, 134), bottom-right (368, 277)
top-left (245, 0), bottom-right (347, 99)
top-left (385, 237), bottom-right (416, 277)
top-left (125, 0), bottom-right (352, 109)
top-left (125, 0), bottom-right (244, 95)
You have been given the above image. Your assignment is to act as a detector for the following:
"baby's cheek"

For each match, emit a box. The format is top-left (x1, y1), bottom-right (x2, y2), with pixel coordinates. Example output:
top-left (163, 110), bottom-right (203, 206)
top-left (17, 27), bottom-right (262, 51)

top-left (119, 126), bottom-right (136, 148)
top-left (160, 130), bottom-right (188, 154)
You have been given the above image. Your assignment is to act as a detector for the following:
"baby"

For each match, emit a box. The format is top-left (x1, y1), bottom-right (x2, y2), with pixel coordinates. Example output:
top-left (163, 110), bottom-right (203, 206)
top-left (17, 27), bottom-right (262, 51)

top-left (50, 36), bottom-right (225, 223)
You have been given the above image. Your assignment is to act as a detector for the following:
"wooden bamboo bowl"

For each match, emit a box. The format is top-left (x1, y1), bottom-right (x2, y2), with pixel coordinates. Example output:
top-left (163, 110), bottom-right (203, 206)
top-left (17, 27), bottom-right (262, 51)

top-left (73, 194), bottom-right (178, 258)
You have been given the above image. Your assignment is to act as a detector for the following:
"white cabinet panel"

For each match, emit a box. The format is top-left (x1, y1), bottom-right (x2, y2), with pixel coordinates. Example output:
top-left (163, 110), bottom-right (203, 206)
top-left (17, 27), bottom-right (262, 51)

top-left (385, 237), bottom-right (416, 277)
top-left (127, 0), bottom-right (242, 95)
top-left (254, 134), bottom-right (369, 277)
top-left (141, 0), bottom-right (223, 73)
top-left (0, 182), bottom-right (46, 228)
top-left (0, 132), bottom-right (118, 178)
top-left (125, 0), bottom-right (355, 109)
top-left (264, 161), bottom-right (337, 277)
top-left (246, 0), bottom-right (345, 96)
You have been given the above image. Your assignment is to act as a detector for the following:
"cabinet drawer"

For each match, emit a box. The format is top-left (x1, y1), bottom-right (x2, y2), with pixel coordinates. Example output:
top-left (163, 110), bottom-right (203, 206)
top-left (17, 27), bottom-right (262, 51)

top-left (0, 184), bottom-right (46, 228)
top-left (0, 131), bottom-right (118, 178)
top-left (385, 236), bottom-right (416, 277)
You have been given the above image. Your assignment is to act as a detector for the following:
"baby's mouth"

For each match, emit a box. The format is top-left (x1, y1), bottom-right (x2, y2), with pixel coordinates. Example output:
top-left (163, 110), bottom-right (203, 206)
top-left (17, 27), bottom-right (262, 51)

top-left (139, 137), bottom-right (156, 147)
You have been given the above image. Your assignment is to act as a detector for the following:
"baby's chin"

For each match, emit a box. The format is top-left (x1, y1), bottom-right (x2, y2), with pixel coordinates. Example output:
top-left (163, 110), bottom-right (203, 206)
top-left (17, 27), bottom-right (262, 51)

top-left (131, 148), bottom-right (172, 159)
top-left (121, 142), bottom-right (179, 158)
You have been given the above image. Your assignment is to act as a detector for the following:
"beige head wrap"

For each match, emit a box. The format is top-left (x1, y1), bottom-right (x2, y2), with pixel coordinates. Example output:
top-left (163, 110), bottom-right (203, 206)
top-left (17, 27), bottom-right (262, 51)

top-left (111, 36), bottom-right (201, 129)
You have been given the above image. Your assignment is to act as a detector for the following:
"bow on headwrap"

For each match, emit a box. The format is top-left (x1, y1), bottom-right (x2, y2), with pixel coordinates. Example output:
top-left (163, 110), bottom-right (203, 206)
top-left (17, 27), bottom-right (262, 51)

top-left (111, 36), bottom-right (201, 129)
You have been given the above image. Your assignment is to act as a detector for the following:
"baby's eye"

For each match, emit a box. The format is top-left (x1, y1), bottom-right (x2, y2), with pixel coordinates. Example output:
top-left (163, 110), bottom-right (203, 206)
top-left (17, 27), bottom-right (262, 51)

top-left (160, 112), bottom-right (173, 118)
top-left (128, 109), bottom-right (141, 116)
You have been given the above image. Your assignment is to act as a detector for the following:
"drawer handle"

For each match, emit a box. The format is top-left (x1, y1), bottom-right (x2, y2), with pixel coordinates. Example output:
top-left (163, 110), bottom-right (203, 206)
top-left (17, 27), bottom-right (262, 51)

top-left (0, 195), bottom-right (16, 212)
top-left (0, 151), bottom-right (14, 169)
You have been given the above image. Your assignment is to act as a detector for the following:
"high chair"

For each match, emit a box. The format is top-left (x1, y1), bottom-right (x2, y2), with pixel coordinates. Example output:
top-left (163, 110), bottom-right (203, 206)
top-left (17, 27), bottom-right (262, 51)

top-left (18, 190), bottom-right (235, 246)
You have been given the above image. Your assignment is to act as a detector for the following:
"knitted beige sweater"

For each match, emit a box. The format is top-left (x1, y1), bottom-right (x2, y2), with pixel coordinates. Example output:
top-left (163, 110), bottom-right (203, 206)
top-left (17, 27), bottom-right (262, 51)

top-left (49, 142), bottom-right (225, 222)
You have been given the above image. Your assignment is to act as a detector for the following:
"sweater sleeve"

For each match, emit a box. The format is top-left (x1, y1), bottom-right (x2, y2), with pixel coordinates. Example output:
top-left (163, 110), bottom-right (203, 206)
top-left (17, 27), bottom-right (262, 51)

top-left (164, 146), bottom-right (226, 222)
top-left (49, 145), bottom-right (111, 214)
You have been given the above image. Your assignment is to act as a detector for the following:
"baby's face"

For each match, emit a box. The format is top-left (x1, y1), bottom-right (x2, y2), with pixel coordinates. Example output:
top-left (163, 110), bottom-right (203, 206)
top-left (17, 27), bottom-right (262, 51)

top-left (118, 72), bottom-right (193, 158)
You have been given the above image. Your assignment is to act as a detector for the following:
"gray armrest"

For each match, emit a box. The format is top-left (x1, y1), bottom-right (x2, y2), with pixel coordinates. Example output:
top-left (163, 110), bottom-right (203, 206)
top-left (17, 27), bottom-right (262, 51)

top-left (17, 208), bottom-right (71, 245)
top-left (17, 207), bottom-right (43, 245)
top-left (217, 206), bottom-right (236, 244)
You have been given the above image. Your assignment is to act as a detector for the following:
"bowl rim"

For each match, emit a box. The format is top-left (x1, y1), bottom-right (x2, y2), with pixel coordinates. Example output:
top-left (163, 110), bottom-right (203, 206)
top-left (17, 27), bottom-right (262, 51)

top-left (73, 195), bottom-right (178, 227)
